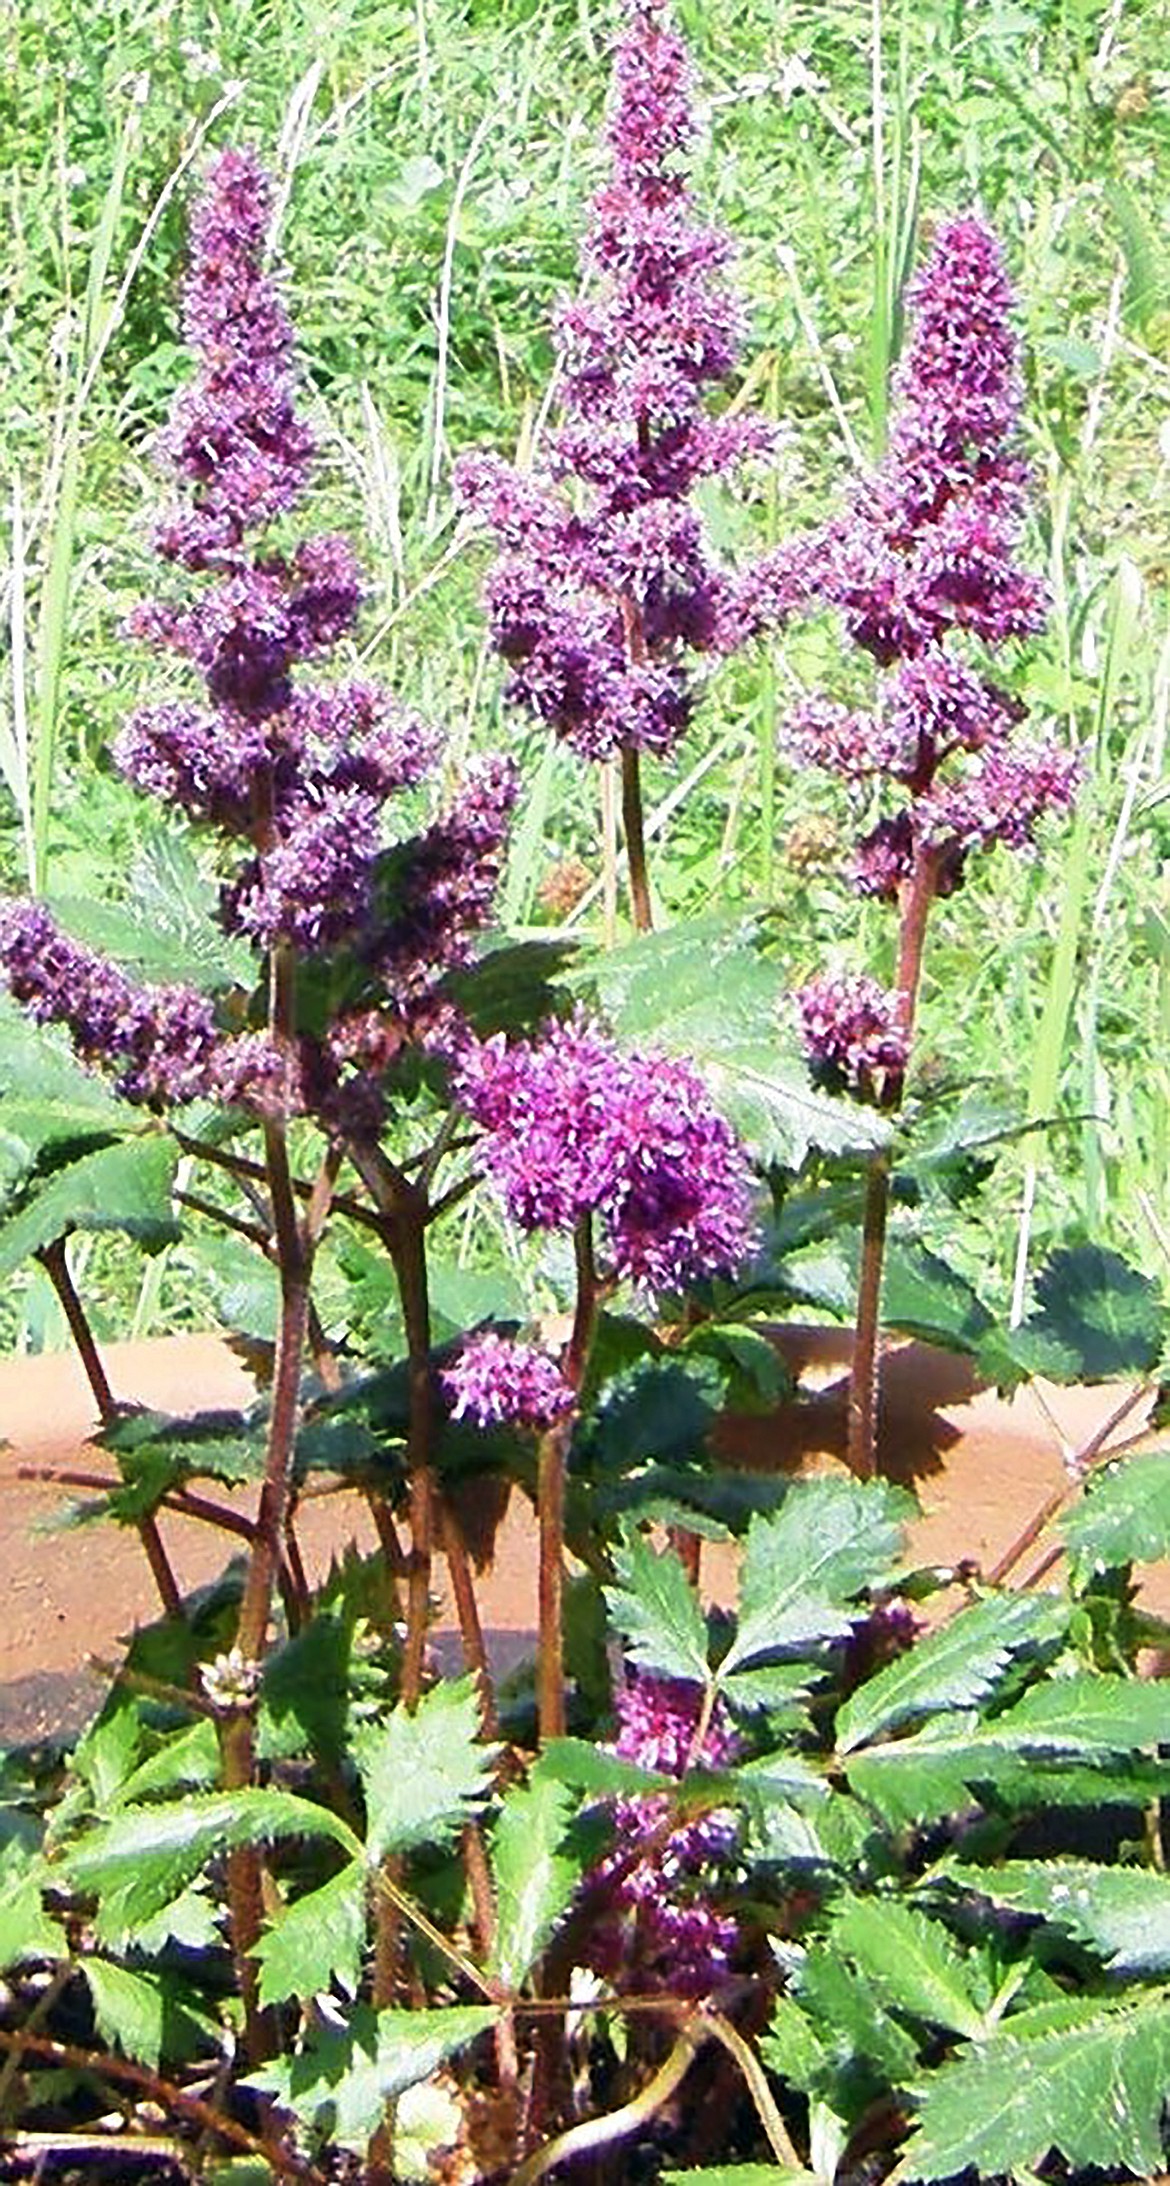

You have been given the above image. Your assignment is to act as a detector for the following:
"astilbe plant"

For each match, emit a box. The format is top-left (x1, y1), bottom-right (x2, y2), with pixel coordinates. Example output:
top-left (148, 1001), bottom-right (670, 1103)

top-left (456, 0), bottom-right (800, 932)
top-left (786, 218), bottom-right (1078, 1473)
top-left (0, 127), bottom-right (767, 2155)
top-left (0, 146), bottom-right (527, 2065)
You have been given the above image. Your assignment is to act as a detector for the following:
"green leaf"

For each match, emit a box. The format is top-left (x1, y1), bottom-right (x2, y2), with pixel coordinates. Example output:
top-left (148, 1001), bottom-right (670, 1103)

top-left (49, 829), bottom-right (253, 993)
top-left (113, 1719), bottom-right (221, 1807)
top-left (538, 1738), bottom-right (673, 1800)
top-left (356, 1679), bottom-right (496, 1866)
top-left (979, 1245), bottom-right (1165, 1389)
top-left (1104, 179), bottom-right (1168, 330)
top-left (943, 1858), bottom-right (1170, 1976)
top-left (830, 1898), bottom-right (984, 2039)
top-left (83, 1957), bottom-right (213, 2070)
top-left (0, 1870), bottom-right (67, 1970)
top-left (490, 1770), bottom-right (581, 1990)
top-left (248, 2004), bottom-right (497, 2152)
top-left (663, 2170), bottom-right (814, 2184)
top-left (881, 1238), bottom-right (993, 1354)
top-left (719, 1479), bottom-right (912, 1680)
top-left (254, 1861), bottom-right (367, 2007)
top-left (448, 936), bottom-right (577, 1037)
top-left (0, 996), bottom-right (122, 1116)
top-left (66, 1789), bottom-right (361, 1921)
top-left (0, 1134), bottom-right (179, 1276)
top-left (605, 1535), bottom-right (711, 1684)
top-left (760, 1996), bottom-right (830, 2093)
top-left (577, 916), bottom-right (888, 1168)
top-left (1061, 1448), bottom-right (1170, 1569)
top-left (847, 1674), bottom-right (1170, 1826)
top-left (794, 1946), bottom-right (920, 2100)
top-left (835, 1594), bottom-right (1064, 1754)
top-left (583, 1352), bottom-right (725, 1473)
top-left (897, 1996), bottom-right (1170, 2181)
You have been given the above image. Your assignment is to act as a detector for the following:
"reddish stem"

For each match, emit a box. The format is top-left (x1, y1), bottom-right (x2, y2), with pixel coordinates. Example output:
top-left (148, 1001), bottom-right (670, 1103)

top-left (621, 743), bottom-right (653, 934)
top-left (537, 1214), bottom-right (601, 1743)
top-left (846, 848), bottom-right (939, 1480)
top-left (37, 1237), bottom-right (182, 1619)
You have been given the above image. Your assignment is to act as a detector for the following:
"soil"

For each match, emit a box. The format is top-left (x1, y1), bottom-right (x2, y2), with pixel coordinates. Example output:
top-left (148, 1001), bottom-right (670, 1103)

top-left (1, 1324), bottom-right (1166, 1746)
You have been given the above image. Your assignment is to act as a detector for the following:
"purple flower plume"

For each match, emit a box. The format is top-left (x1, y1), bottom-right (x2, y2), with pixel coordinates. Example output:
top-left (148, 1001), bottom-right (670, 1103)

top-left (456, 1015), bottom-right (756, 1292)
top-left (456, 0), bottom-right (798, 766)
top-left (442, 1330), bottom-right (575, 1431)
top-left (155, 147), bottom-right (314, 563)
top-left (0, 148), bottom-right (517, 1129)
top-left (784, 218), bottom-right (1076, 908)
top-left (586, 1672), bottom-right (740, 1997)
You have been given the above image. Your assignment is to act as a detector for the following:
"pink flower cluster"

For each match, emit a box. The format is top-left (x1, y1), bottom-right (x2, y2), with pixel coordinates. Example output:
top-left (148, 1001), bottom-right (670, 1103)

top-left (441, 1331), bottom-right (574, 1431)
top-left (456, 1015), bottom-right (756, 1292)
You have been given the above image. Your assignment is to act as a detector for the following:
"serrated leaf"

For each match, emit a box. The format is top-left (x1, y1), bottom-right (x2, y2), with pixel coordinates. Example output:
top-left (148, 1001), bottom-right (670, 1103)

top-left (584, 1353), bottom-right (725, 1473)
top-left (0, 996), bottom-right (123, 1116)
top-left (719, 1479), bottom-right (911, 1680)
top-left (605, 1535), bottom-right (711, 1684)
top-left (831, 1898), bottom-right (984, 2039)
top-left (83, 1957), bottom-right (213, 2070)
top-left (980, 1245), bottom-right (1164, 1389)
top-left (248, 2004), bottom-right (497, 2152)
top-left (835, 1594), bottom-right (1064, 1754)
top-left (113, 1719), bottom-right (221, 1807)
top-left (896, 1996), bottom-right (1170, 2181)
top-left (847, 1674), bottom-right (1170, 1826)
top-left (254, 1860), bottom-right (367, 2007)
top-left (66, 1789), bottom-right (361, 1921)
top-left (943, 1858), bottom-right (1170, 1976)
top-left (490, 1770), bottom-right (580, 1990)
top-left (49, 836), bottom-right (253, 992)
top-left (1061, 1448), bottom-right (1170, 1570)
top-left (0, 1871), bottom-right (67, 1970)
top-left (881, 1238), bottom-right (993, 1353)
top-left (796, 1946), bottom-right (920, 2100)
top-left (577, 916), bottom-right (887, 1168)
top-left (538, 1737), bottom-right (674, 1800)
top-left (356, 1678), bottom-right (495, 1866)
top-left (760, 1996), bottom-right (830, 2092)
top-left (0, 1134), bottom-right (179, 1276)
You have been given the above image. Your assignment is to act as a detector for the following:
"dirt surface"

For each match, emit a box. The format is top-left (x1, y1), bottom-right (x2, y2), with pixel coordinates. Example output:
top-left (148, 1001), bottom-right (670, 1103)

top-left (0, 1327), bottom-right (1165, 1744)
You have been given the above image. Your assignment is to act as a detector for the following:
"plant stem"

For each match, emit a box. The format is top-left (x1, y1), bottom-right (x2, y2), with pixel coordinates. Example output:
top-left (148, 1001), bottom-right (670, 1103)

top-left (37, 1236), bottom-right (181, 1619)
top-left (217, 945), bottom-right (336, 2064)
top-left (846, 846), bottom-right (938, 1478)
top-left (621, 742), bottom-right (652, 933)
top-left (0, 2025), bottom-right (320, 2183)
top-left (511, 2028), bottom-right (701, 2186)
top-left (537, 1214), bottom-right (600, 1743)
top-left (441, 1500), bottom-right (501, 1741)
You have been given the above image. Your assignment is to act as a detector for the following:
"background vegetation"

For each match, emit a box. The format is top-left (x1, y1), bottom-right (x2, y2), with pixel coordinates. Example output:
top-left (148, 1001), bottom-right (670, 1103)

top-left (2, 0), bottom-right (1168, 1349)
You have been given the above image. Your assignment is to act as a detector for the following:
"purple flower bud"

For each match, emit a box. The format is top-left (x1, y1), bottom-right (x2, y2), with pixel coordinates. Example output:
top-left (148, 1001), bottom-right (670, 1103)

top-left (796, 972), bottom-right (909, 1101)
top-left (586, 1671), bottom-right (741, 1997)
top-left (0, 902), bottom-right (219, 1107)
top-left (442, 1331), bottom-right (575, 1430)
